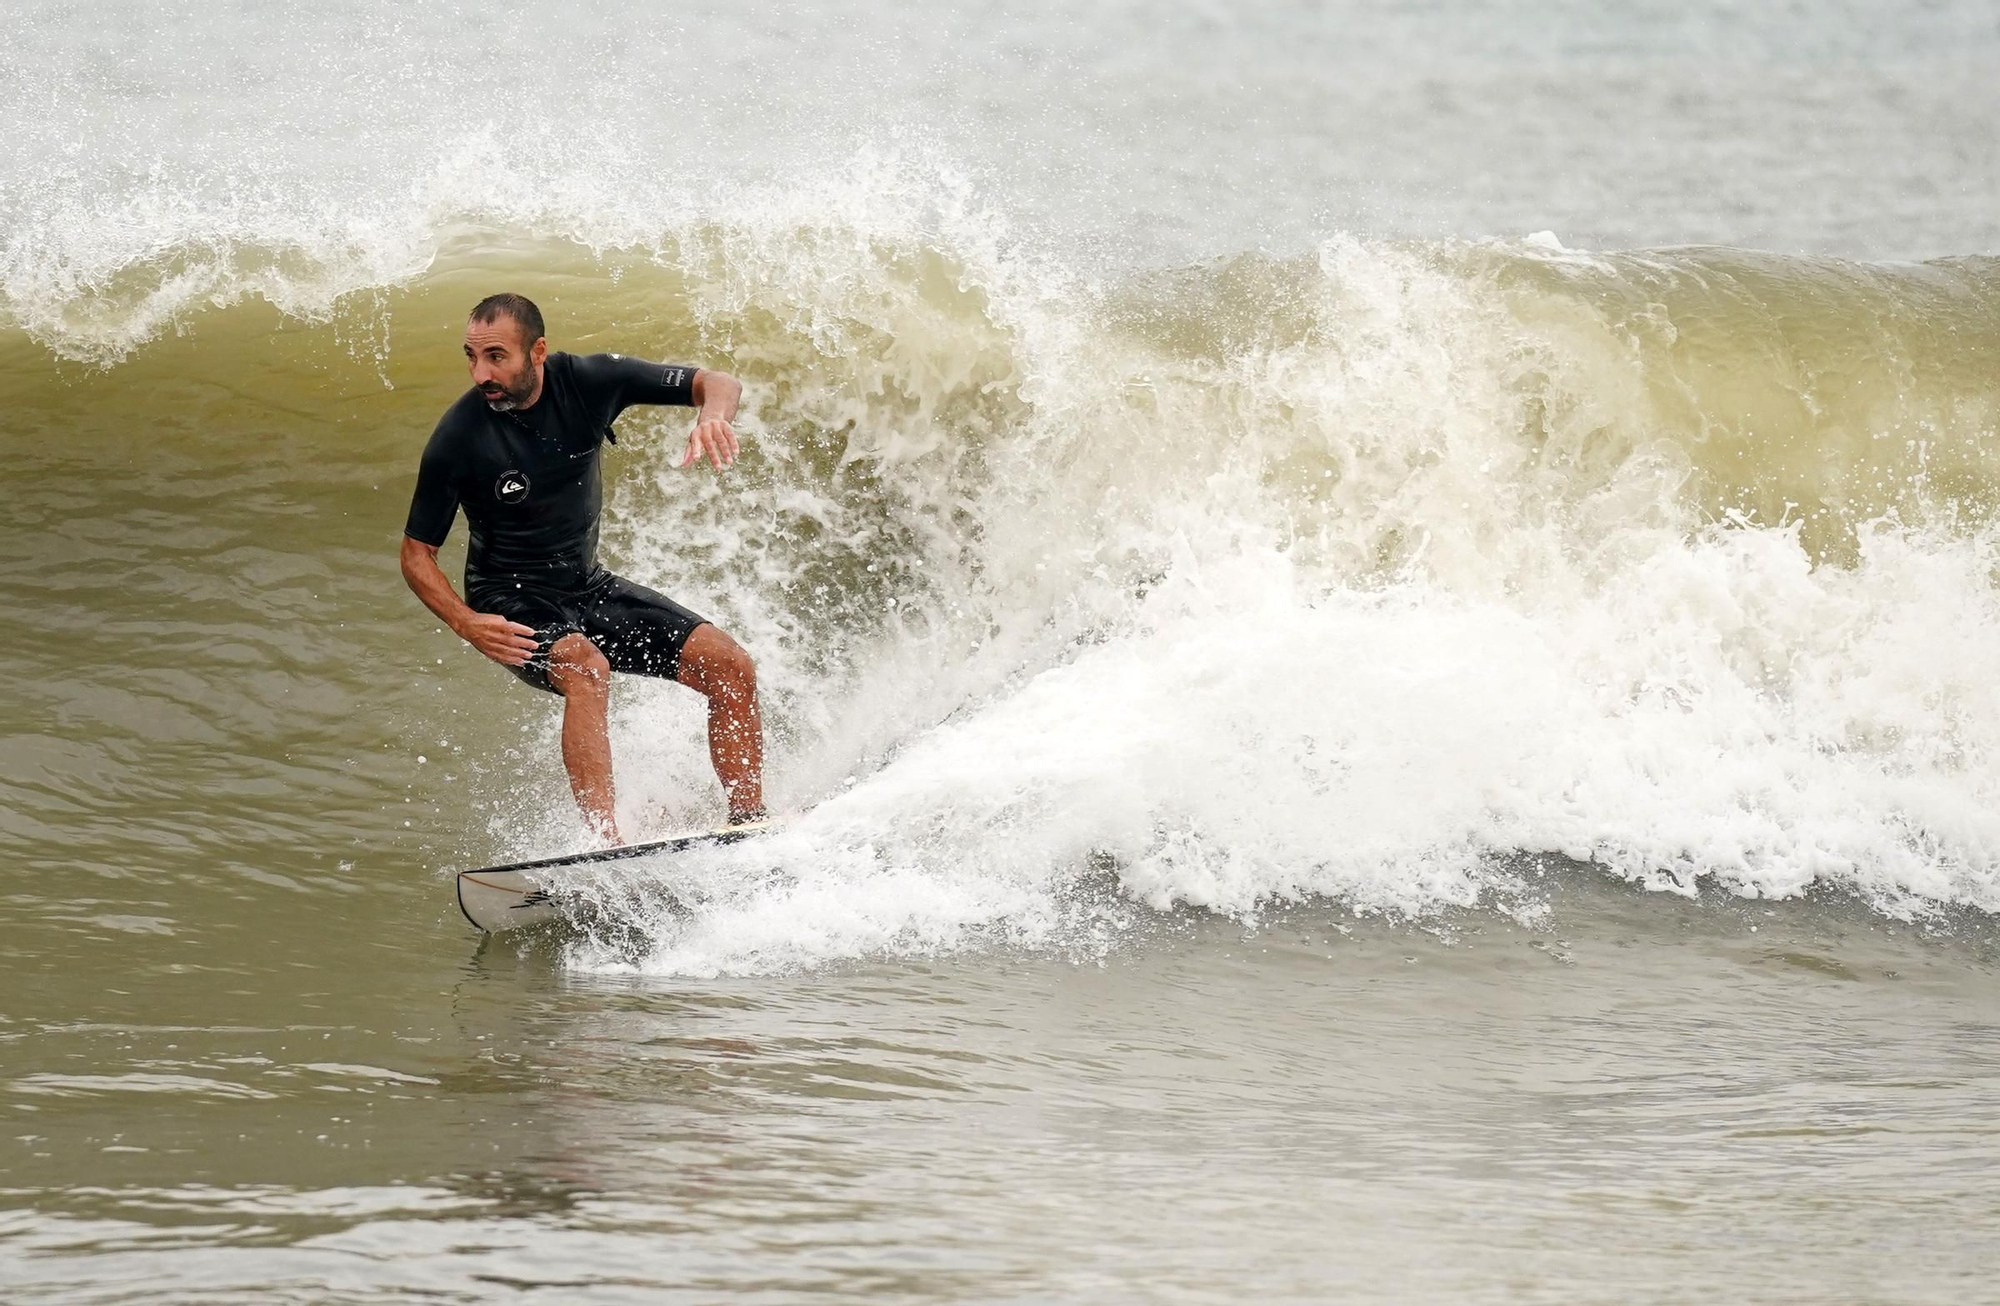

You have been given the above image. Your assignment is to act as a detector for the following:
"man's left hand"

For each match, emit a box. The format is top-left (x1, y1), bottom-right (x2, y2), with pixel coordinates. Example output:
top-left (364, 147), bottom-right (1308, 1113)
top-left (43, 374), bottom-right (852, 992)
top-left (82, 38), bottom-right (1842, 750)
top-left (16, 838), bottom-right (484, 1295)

top-left (680, 415), bottom-right (739, 469)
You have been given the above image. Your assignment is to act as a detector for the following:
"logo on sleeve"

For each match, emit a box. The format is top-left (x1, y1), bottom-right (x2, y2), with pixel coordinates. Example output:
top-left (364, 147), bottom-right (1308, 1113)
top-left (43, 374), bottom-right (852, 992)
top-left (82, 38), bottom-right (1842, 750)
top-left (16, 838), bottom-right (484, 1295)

top-left (495, 470), bottom-right (530, 504)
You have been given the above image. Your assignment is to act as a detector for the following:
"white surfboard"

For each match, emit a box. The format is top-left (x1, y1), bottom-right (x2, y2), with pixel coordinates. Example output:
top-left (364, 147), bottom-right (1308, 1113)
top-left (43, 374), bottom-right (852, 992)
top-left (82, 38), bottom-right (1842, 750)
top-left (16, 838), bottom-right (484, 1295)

top-left (455, 824), bottom-right (771, 934)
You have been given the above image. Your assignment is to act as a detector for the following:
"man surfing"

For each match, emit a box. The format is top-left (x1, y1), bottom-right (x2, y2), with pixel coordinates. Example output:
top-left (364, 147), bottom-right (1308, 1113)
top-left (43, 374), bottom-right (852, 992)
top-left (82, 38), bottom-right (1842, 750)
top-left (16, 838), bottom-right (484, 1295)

top-left (400, 292), bottom-right (763, 844)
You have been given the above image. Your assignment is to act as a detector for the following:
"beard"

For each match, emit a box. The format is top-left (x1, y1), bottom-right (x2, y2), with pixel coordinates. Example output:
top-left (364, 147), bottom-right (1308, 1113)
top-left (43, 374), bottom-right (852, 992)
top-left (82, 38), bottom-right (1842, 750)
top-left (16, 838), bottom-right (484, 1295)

top-left (480, 363), bottom-right (538, 411)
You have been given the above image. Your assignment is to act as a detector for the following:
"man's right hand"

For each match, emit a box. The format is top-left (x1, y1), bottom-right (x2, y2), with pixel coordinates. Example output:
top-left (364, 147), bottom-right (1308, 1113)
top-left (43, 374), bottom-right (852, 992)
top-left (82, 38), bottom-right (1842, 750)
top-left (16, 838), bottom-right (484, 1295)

top-left (455, 613), bottom-right (540, 667)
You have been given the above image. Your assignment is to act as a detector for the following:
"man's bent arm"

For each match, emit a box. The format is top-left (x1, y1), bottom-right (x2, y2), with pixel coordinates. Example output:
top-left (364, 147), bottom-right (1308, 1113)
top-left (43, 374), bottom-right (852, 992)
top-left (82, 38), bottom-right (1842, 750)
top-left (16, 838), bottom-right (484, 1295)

top-left (400, 536), bottom-right (538, 667)
top-left (401, 535), bottom-right (476, 634)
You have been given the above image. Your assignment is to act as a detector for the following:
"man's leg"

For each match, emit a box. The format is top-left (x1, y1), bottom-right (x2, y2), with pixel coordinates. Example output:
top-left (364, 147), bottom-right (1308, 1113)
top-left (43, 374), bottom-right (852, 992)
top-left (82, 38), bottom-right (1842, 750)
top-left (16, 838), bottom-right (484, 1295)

top-left (546, 633), bottom-right (621, 842)
top-left (675, 624), bottom-right (765, 822)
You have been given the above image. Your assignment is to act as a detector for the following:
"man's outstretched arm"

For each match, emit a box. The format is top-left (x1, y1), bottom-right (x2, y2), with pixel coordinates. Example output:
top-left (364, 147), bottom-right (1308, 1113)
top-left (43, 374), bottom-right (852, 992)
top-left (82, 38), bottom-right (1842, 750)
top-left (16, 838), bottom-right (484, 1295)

top-left (680, 368), bottom-right (743, 469)
top-left (399, 535), bottom-right (538, 667)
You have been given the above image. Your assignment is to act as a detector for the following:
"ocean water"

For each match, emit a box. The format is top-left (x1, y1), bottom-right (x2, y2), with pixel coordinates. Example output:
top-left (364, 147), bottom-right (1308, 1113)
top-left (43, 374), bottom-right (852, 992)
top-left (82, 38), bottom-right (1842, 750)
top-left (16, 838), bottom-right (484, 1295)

top-left (4, 1), bottom-right (2000, 1302)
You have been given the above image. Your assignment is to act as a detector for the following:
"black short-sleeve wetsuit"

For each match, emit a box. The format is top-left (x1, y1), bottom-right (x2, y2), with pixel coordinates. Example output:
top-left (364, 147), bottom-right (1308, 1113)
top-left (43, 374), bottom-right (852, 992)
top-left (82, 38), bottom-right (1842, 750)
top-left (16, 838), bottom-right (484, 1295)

top-left (405, 351), bottom-right (708, 693)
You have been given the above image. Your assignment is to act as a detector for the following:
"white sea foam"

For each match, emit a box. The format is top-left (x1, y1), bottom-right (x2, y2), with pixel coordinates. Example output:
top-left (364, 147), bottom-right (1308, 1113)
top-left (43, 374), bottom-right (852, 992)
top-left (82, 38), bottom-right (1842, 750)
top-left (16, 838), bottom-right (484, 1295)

top-left (549, 211), bottom-right (2000, 975)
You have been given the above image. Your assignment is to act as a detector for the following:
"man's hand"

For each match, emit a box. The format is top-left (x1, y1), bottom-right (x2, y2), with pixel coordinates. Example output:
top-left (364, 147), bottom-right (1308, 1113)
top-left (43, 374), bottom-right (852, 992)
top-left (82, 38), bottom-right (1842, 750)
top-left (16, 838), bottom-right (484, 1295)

top-left (679, 414), bottom-right (739, 469)
top-left (679, 368), bottom-right (743, 470)
top-left (455, 612), bottom-right (540, 667)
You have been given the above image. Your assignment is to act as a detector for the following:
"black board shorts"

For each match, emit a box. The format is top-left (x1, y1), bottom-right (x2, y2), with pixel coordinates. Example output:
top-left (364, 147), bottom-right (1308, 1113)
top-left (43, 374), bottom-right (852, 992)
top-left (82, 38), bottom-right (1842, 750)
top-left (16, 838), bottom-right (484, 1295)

top-left (471, 570), bottom-right (707, 695)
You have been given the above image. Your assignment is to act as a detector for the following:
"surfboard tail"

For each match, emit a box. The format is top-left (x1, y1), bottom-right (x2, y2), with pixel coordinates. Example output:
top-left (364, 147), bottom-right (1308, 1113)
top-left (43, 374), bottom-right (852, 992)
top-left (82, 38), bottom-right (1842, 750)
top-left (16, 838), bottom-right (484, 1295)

top-left (456, 869), bottom-right (562, 933)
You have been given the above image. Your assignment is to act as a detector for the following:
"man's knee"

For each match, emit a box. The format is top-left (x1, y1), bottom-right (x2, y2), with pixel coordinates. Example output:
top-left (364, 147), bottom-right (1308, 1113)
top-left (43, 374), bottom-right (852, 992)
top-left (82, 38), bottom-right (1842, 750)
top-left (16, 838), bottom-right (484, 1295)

top-left (547, 633), bottom-right (611, 697)
top-left (681, 625), bottom-right (755, 700)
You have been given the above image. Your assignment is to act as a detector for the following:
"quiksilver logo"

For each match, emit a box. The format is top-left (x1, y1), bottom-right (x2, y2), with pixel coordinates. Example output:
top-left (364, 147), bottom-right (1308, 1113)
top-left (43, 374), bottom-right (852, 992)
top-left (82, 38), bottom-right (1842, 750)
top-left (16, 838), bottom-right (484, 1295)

top-left (495, 471), bottom-right (530, 504)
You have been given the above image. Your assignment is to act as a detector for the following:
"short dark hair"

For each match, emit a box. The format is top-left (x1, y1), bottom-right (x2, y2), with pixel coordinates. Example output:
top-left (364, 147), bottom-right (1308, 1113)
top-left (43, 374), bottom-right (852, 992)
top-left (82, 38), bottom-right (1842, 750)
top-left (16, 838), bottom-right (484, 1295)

top-left (468, 293), bottom-right (545, 346)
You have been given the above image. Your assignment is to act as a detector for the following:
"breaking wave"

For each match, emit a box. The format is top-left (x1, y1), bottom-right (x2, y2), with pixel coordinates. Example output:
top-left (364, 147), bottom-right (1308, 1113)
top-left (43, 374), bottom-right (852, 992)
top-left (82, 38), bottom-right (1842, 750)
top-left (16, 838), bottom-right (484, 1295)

top-left (9, 156), bottom-right (2000, 971)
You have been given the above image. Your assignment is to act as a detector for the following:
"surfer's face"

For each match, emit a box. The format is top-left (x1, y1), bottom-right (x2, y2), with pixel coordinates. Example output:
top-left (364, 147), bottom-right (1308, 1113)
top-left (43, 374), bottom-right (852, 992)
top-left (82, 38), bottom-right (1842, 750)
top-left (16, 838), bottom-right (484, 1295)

top-left (464, 319), bottom-right (545, 411)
